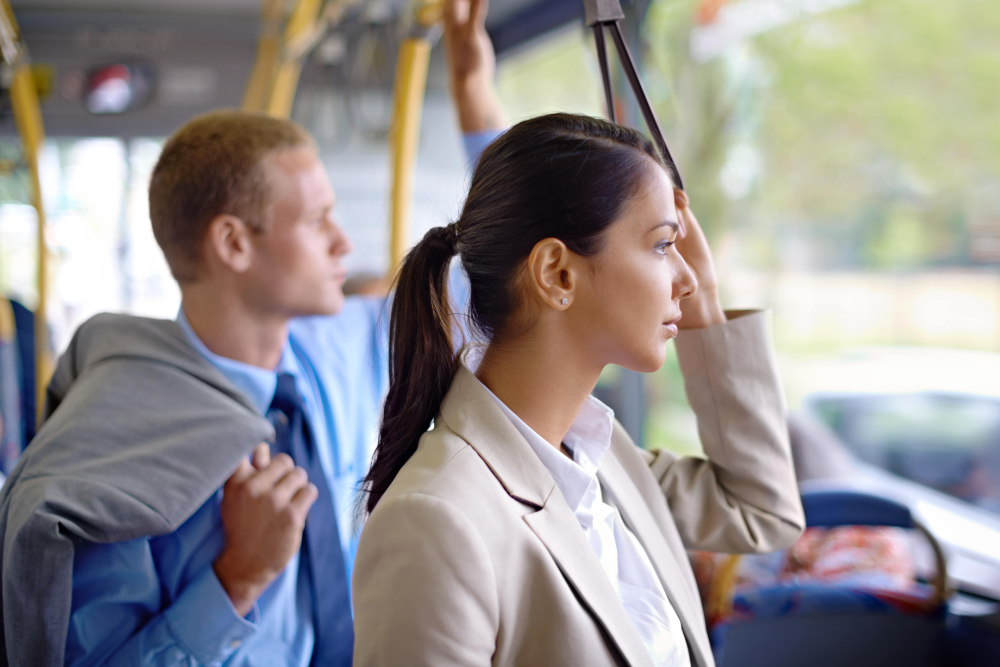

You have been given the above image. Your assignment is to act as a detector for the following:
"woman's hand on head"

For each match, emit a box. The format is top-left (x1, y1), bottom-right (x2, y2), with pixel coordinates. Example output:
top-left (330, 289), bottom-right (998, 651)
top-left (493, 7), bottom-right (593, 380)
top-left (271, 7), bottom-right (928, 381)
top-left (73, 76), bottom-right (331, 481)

top-left (674, 189), bottom-right (726, 329)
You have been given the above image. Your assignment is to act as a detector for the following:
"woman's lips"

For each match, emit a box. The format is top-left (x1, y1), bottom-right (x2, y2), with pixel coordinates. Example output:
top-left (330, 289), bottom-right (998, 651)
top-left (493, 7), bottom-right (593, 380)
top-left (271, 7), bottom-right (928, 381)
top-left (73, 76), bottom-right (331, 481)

top-left (663, 315), bottom-right (681, 337)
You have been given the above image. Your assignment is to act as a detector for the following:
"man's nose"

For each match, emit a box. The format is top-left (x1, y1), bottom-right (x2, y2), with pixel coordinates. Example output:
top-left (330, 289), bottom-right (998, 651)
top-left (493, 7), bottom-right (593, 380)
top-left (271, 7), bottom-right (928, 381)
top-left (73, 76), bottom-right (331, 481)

top-left (329, 219), bottom-right (353, 256)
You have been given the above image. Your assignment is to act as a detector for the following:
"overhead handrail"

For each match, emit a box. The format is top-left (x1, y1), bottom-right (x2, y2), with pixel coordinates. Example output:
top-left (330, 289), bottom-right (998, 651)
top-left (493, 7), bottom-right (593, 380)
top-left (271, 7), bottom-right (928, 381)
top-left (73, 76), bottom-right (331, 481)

top-left (244, 0), bottom-right (362, 118)
top-left (387, 0), bottom-right (443, 275)
top-left (0, 0), bottom-right (50, 423)
top-left (242, 0), bottom-right (284, 113)
top-left (265, 0), bottom-right (324, 119)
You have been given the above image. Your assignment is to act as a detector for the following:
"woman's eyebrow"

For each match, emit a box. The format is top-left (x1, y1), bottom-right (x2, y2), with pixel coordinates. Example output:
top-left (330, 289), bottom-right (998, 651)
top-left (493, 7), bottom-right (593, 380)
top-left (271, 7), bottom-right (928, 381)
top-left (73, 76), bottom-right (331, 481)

top-left (649, 219), bottom-right (679, 233)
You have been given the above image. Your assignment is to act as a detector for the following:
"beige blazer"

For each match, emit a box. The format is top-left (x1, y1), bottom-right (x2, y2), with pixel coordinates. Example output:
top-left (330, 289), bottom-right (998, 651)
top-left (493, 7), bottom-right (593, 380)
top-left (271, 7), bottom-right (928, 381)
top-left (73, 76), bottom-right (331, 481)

top-left (353, 311), bottom-right (804, 667)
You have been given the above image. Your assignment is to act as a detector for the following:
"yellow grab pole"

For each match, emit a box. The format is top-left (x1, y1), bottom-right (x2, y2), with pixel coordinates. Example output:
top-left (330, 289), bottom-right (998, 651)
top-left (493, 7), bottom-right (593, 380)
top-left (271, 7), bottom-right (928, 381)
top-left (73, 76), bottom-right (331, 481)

top-left (242, 0), bottom-right (284, 112)
top-left (265, 0), bottom-right (323, 119)
top-left (388, 38), bottom-right (432, 274)
top-left (12, 69), bottom-right (49, 421)
top-left (387, 0), bottom-right (443, 275)
top-left (1, 0), bottom-right (50, 421)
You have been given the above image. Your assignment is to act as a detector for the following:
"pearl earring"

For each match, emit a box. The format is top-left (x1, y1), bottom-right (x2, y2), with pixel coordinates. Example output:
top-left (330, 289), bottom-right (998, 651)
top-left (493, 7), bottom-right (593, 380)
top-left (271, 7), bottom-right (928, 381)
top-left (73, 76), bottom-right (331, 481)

top-left (561, 298), bottom-right (568, 306)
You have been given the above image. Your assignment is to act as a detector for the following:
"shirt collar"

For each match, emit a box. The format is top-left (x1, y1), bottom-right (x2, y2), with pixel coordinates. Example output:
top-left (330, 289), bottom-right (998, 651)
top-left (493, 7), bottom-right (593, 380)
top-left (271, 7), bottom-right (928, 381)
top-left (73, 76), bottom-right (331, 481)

top-left (176, 308), bottom-right (299, 415)
top-left (466, 346), bottom-right (616, 513)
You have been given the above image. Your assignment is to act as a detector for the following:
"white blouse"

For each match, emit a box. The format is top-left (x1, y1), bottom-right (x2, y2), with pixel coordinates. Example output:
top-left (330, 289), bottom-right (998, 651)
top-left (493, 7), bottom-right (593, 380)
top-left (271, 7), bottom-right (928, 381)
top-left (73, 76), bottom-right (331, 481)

top-left (478, 379), bottom-right (691, 667)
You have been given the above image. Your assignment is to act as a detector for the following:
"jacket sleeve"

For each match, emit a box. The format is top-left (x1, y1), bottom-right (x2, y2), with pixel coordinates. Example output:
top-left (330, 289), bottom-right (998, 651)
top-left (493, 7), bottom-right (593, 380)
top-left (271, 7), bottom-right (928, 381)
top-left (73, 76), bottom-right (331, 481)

top-left (66, 538), bottom-right (257, 667)
top-left (645, 310), bottom-right (804, 554)
top-left (352, 493), bottom-right (499, 667)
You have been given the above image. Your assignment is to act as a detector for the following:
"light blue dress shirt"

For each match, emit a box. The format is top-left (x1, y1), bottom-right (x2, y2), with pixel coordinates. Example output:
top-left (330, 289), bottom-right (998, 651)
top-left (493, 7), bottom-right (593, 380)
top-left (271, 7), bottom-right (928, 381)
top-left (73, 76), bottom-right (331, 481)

top-left (462, 129), bottom-right (503, 168)
top-left (65, 298), bottom-right (387, 667)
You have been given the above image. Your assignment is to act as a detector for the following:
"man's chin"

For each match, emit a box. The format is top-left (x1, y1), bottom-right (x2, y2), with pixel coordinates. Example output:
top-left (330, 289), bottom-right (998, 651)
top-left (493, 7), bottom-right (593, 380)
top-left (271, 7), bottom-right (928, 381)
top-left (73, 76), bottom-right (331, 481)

top-left (290, 294), bottom-right (345, 318)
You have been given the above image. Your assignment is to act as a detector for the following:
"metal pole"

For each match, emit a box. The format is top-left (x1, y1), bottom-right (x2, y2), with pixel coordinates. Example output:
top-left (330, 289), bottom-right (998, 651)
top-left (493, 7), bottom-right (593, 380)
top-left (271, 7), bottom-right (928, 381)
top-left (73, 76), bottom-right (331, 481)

top-left (266, 0), bottom-right (324, 118)
top-left (1, 0), bottom-right (51, 423)
top-left (387, 1), bottom-right (442, 275)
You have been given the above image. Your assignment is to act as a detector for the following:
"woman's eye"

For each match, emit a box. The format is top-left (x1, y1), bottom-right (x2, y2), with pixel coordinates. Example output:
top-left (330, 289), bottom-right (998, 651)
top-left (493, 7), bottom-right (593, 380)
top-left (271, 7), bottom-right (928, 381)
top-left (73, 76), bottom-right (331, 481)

top-left (655, 240), bottom-right (675, 255)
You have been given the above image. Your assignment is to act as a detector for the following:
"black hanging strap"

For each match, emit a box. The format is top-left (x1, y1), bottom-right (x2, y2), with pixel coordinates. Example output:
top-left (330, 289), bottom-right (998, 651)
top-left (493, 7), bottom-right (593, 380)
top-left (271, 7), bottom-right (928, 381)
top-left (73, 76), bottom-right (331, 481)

top-left (583, 0), bottom-right (685, 190)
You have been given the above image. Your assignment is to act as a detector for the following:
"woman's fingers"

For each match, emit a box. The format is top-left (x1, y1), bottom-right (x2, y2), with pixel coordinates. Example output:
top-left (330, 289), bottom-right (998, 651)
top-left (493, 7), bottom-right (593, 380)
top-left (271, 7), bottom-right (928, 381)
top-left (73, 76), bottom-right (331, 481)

top-left (672, 188), bottom-right (717, 289)
top-left (673, 187), bottom-right (690, 237)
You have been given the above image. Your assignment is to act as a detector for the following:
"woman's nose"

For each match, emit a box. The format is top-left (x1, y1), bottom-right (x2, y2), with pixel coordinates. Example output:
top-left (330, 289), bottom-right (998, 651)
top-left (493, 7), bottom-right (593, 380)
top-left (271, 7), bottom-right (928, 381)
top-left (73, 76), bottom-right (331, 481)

top-left (675, 257), bottom-right (698, 301)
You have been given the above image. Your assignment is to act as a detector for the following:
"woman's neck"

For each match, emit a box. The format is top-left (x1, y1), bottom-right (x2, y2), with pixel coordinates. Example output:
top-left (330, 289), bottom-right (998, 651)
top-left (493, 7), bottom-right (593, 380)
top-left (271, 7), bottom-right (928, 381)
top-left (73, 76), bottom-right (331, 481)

top-left (474, 330), bottom-right (602, 451)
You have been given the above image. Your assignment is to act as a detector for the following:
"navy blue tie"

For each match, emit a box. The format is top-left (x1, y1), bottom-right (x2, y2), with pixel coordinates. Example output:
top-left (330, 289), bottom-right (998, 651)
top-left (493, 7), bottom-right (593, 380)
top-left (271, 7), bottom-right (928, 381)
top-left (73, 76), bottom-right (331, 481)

top-left (268, 373), bottom-right (353, 666)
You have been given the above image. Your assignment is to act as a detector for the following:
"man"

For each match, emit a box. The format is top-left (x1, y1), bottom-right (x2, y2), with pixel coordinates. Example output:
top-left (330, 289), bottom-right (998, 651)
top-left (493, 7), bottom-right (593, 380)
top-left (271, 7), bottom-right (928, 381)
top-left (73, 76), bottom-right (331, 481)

top-left (0, 1), bottom-right (502, 665)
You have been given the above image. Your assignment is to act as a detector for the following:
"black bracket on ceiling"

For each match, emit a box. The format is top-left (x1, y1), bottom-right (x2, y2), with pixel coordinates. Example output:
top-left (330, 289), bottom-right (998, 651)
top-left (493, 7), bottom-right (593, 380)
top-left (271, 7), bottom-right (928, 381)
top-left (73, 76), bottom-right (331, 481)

top-left (583, 0), bottom-right (683, 189)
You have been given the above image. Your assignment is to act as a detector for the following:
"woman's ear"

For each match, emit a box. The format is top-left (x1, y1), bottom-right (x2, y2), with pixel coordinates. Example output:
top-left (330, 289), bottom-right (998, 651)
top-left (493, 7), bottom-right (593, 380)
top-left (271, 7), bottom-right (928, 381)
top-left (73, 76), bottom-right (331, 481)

top-left (205, 214), bottom-right (254, 274)
top-left (526, 237), bottom-right (576, 310)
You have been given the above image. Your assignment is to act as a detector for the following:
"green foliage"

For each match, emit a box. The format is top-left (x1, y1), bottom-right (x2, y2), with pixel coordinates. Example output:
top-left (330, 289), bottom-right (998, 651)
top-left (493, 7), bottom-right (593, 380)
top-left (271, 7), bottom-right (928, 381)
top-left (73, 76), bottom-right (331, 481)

top-left (643, 0), bottom-right (1000, 268)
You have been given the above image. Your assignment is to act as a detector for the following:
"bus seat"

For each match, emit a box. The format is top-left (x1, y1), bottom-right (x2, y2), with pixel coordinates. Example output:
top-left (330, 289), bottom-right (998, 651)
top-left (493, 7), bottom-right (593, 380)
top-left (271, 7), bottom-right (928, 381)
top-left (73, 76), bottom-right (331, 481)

top-left (690, 490), bottom-right (949, 667)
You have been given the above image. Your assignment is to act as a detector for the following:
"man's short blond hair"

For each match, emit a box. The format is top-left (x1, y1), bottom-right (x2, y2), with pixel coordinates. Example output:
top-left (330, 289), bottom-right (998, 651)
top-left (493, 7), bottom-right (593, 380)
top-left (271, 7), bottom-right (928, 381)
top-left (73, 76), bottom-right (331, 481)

top-left (149, 110), bottom-right (314, 282)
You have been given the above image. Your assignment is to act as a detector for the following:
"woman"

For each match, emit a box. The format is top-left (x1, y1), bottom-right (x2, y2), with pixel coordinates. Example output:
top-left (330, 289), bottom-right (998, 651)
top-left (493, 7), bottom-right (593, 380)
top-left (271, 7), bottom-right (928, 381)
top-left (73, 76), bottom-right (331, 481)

top-left (353, 114), bottom-right (804, 667)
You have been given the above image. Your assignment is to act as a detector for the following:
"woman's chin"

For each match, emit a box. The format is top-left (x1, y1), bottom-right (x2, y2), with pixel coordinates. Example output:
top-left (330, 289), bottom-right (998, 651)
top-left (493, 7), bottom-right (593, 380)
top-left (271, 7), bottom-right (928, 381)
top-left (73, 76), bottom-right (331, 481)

top-left (621, 349), bottom-right (667, 375)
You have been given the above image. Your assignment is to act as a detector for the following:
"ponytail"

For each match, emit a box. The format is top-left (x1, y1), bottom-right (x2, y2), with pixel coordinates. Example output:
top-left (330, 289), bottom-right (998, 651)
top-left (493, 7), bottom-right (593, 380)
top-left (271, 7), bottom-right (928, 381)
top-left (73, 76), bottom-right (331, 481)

top-left (364, 223), bottom-right (459, 513)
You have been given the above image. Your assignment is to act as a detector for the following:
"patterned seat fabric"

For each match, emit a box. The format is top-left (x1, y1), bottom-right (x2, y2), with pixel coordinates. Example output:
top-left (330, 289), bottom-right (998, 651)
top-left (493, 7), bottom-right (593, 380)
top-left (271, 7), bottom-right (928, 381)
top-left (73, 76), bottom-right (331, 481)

top-left (690, 526), bottom-right (941, 636)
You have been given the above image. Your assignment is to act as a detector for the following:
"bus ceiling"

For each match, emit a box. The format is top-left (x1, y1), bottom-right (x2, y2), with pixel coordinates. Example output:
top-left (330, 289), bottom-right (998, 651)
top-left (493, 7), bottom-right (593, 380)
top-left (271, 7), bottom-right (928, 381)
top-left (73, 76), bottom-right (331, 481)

top-left (1, 0), bottom-right (655, 137)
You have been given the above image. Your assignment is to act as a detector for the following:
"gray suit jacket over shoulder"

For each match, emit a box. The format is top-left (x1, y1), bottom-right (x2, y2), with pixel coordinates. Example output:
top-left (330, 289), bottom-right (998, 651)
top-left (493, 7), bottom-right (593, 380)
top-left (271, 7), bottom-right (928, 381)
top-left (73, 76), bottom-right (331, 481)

top-left (0, 313), bottom-right (273, 667)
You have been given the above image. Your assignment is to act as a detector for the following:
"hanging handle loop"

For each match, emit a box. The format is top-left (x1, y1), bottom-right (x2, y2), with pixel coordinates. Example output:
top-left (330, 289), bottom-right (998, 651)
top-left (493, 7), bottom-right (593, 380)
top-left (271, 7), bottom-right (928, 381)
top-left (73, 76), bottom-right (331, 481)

top-left (583, 0), bottom-right (685, 190)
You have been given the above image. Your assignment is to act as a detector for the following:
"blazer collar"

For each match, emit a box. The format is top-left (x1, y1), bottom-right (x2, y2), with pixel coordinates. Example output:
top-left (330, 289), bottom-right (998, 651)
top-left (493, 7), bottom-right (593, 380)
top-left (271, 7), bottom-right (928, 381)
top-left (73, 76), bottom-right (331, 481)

top-left (438, 360), bottom-right (654, 667)
top-left (438, 361), bottom-right (555, 508)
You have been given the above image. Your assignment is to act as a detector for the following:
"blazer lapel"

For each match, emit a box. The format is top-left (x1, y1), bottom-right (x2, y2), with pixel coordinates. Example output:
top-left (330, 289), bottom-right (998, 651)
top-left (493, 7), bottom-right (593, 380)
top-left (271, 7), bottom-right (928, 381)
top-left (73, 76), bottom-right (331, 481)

top-left (598, 449), bottom-right (714, 667)
top-left (523, 493), bottom-right (654, 667)
top-left (439, 362), bottom-right (653, 667)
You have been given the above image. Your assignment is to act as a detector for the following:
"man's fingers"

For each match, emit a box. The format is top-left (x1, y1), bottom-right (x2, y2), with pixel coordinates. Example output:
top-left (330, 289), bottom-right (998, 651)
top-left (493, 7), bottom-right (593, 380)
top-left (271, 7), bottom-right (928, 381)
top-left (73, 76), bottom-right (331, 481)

top-left (252, 443), bottom-right (271, 470)
top-left (225, 457), bottom-right (255, 488)
top-left (290, 483), bottom-right (320, 517)
top-left (246, 452), bottom-right (296, 494)
top-left (469, 0), bottom-right (488, 28)
top-left (274, 465), bottom-right (311, 501)
top-left (443, 0), bottom-right (466, 29)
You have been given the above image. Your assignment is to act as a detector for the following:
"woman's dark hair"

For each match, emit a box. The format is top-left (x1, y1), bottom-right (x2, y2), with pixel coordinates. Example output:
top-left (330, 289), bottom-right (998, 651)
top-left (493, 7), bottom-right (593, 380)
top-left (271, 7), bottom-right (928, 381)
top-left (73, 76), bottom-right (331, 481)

top-left (364, 113), bottom-right (667, 513)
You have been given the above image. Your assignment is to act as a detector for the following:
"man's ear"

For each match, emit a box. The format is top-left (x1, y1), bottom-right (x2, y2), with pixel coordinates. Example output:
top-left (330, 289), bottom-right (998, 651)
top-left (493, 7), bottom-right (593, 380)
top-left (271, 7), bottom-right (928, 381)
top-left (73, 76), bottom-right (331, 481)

top-left (526, 237), bottom-right (576, 310)
top-left (205, 214), bottom-right (254, 274)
